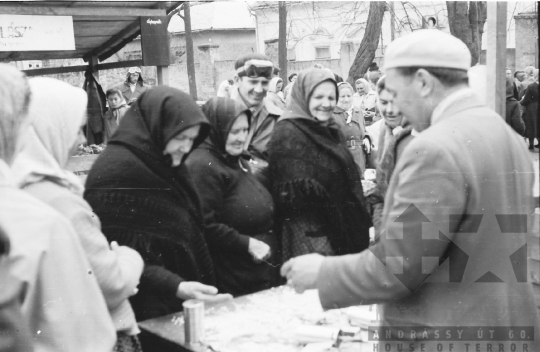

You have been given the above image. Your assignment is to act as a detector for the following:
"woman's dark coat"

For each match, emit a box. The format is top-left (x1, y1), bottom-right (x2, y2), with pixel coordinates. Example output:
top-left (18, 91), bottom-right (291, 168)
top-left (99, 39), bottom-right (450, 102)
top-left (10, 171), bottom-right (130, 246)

top-left (84, 86), bottom-right (214, 322)
top-left (521, 81), bottom-right (538, 141)
top-left (267, 68), bottom-right (371, 262)
top-left (505, 77), bottom-right (525, 136)
top-left (186, 97), bottom-right (277, 297)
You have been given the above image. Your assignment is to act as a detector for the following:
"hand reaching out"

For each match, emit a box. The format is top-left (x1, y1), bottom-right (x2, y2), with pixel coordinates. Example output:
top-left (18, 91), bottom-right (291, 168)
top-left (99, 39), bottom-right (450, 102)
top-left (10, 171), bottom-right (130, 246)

top-left (248, 238), bottom-right (271, 263)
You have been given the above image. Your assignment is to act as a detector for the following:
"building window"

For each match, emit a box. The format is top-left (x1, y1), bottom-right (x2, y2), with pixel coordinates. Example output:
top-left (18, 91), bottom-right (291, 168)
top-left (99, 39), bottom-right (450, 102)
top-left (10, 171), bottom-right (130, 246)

top-left (315, 46), bottom-right (331, 59)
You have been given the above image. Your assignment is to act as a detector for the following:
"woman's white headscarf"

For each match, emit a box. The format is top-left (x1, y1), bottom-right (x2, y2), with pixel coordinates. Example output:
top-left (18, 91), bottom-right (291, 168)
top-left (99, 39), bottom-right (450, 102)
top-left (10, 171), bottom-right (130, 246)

top-left (12, 77), bottom-right (88, 195)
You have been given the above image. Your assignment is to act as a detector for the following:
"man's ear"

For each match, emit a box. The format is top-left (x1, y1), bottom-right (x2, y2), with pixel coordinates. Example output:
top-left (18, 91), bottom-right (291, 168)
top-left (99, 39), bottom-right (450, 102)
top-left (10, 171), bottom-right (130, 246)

top-left (233, 75), bottom-right (241, 85)
top-left (415, 69), bottom-right (435, 98)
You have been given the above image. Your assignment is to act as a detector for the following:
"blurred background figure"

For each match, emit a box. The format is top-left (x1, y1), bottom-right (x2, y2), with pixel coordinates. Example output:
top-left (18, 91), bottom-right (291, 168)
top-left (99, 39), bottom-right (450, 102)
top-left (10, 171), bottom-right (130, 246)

top-left (266, 76), bottom-right (286, 113)
top-left (84, 87), bottom-right (231, 352)
top-left (520, 69), bottom-right (539, 150)
top-left (505, 77), bottom-right (525, 136)
top-left (353, 78), bottom-right (378, 125)
top-left (365, 76), bottom-right (414, 240)
top-left (519, 66), bottom-right (537, 99)
top-left (0, 64), bottom-right (116, 352)
top-left (112, 66), bottom-right (148, 106)
top-left (217, 79), bottom-right (234, 99)
top-left (283, 72), bottom-right (297, 101)
top-left (268, 68), bottom-right (371, 263)
top-left (12, 77), bottom-right (145, 352)
top-left (103, 87), bottom-right (128, 143)
top-left (187, 97), bottom-right (278, 297)
top-left (333, 82), bottom-right (369, 176)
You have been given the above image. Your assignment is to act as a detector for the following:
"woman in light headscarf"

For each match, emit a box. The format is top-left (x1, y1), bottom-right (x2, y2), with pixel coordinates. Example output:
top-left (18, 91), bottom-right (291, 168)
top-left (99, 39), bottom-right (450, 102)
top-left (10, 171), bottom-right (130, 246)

top-left (352, 78), bottom-right (378, 125)
top-left (12, 77), bottom-right (144, 351)
top-left (266, 76), bottom-right (286, 112)
top-left (333, 82), bottom-right (369, 176)
top-left (267, 68), bottom-right (371, 263)
top-left (186, 97), bottom-right (277, 296)
top-left (2, 70), bottom-right (116, 352)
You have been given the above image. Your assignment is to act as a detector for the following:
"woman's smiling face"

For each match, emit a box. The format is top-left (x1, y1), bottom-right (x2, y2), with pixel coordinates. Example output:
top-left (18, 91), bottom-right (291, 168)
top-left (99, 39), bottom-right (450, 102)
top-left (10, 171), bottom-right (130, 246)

top-left (308, 81), bottom-right (337, 123)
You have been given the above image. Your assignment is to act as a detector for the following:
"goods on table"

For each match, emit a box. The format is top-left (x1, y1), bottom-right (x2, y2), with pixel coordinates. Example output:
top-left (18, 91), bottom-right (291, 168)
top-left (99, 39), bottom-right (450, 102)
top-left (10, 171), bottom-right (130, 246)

top-left (169, 286), bottom-right (378, 352)
top-left (76, 143), bottom-right (105, 156)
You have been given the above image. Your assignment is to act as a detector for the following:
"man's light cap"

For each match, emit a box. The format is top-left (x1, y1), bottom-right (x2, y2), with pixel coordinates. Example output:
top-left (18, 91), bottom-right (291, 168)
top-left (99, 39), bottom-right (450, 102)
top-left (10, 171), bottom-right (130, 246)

top-left (384, 29), bottom-right (471, 71)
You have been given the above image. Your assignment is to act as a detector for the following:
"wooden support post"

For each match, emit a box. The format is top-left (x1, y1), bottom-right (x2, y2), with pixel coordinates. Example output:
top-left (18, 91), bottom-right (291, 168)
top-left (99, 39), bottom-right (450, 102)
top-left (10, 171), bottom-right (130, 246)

top-left (486, 2), bottom-right (507, 116)
top-left (88, 55), bottom-right (99, 81)
top-left (157, 66), bottom-right (170, 86)
top-left (278, 2), bottom-right (288, 84)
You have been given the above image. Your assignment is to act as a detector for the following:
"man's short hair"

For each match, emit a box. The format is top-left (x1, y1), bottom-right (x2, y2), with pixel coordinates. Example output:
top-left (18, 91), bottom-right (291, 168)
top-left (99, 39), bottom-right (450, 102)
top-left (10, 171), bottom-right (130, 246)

top-left (514, 71), bottom-right (523, 78)
top-left (376, 75), bottom-right (386, 95)
top-left (0, 64), bottom-right (31, 164)
top-left (288, 73), bottom-right (297, 82)
top-left (505, 67), bottom-right (512, 71)
top-left (106, 88), bottom-right (123, 99)
top-left (234, 53), bottom-right (273, 79)
top-left (395, 67), bottom-right (469, 87)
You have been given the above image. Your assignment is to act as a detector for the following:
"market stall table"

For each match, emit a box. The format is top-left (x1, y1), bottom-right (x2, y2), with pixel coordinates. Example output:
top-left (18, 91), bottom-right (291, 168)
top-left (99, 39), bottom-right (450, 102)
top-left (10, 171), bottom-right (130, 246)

top-left (138, 286), bottom-right (379, 352)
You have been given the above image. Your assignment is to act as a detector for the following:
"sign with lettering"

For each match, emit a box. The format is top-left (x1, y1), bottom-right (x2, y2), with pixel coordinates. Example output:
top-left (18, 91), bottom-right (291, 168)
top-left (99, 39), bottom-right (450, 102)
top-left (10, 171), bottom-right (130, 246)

top-left (0, 15), bottom-right (75, 51)
top-left (140, 16), bottom-right (170, 66)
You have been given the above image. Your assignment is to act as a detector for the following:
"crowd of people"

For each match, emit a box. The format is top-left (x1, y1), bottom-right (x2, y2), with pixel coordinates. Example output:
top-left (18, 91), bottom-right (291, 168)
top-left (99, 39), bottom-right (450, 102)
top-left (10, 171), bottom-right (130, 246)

top-left (1, 28), bottom-right (539, 352)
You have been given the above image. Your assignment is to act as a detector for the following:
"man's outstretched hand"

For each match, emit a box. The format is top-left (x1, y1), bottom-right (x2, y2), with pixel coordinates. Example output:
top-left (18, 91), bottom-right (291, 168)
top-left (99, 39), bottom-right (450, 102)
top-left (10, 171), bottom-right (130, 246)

top-left (280, 253), bottom-right (325, 294)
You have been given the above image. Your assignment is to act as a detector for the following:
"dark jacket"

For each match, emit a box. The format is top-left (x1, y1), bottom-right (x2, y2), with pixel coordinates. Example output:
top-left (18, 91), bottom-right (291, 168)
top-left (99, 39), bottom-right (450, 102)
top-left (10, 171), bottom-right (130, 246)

top-left (236, 94), bottom-right (281, 162)
top-left (521, 81), bottom-right (538, 140)
top-left (505, 78), bottom-right (525, 135)
top-left (84, 87), bottom-right (214, 322)
top-left (186, 98), bottom-right (277, 296)
top-left (268, 68), bottom-right (371, 262)
top-left (112, 72), bottom-right (149, 106)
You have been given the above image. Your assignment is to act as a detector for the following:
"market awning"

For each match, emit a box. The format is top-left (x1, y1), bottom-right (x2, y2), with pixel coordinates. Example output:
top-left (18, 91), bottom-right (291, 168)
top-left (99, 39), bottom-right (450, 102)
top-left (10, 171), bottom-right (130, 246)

top-left (0, 1), bottom-right (182, 63)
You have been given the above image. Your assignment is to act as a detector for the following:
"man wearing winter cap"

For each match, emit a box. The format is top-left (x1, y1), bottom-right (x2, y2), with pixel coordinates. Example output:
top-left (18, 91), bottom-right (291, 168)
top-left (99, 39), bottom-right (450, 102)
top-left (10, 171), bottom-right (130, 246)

top-left (112, 66), bottom-right (149, 105)
top-left (282, 30), bottom-right (540, 350)
top-left (232, 53), bottom-right (281, 168)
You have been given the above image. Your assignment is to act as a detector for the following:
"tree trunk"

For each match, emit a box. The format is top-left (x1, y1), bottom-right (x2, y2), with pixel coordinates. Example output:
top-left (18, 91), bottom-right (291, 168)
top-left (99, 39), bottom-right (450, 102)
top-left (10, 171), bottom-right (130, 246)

top-left (446, 1), bottom-right (487, 66)
top-left (347, 2), bottom-right (386, 85)
top-left (278, 2), bottom-right (288, 84)
top-left (184, 2), bottom-right (198, 100)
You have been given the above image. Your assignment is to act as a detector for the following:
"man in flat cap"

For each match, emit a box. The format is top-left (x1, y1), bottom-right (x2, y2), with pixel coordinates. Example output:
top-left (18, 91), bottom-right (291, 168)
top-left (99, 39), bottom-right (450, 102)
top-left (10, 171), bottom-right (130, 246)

top-left (112, 66), bottom-right (149, 106)
top-left (282, 30), bottom-right (539, 350)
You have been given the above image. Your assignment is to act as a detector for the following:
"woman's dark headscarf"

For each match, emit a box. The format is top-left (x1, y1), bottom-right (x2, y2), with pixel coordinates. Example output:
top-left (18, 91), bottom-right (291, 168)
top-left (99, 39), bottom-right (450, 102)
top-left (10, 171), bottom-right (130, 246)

top-left (110, 86), bottom-right (210, 165)
top-left (104, 86), bottom-right (210, 207)
top-left (200, 97), bottom-right (251, 157)
top-left (280, 68), bottom-right (338, 122)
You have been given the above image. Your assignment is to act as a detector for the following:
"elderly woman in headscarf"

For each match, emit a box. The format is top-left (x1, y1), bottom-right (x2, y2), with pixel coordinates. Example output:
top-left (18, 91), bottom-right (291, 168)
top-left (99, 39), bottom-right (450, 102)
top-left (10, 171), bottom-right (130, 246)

top-left (83, 87), bottom-right (232, 350)
top-left (267, 68), bottom-right (372, 262)
top-left (365, 76), bottom-right (414, 241)
top-left (266, 76), bottom-right (286, 113)
top-left (0, 66), bottom-right (116, 351)
top-left (352, 78), bottom-right (378, 125)
top-left (186, 97), bottom-right (277, 296)
top-left (11, 77), bottom-right (145, 351)
top-left (521, 69), bottom-right (539, 150)
top-left (333, 82), bottom-right (369, 176)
